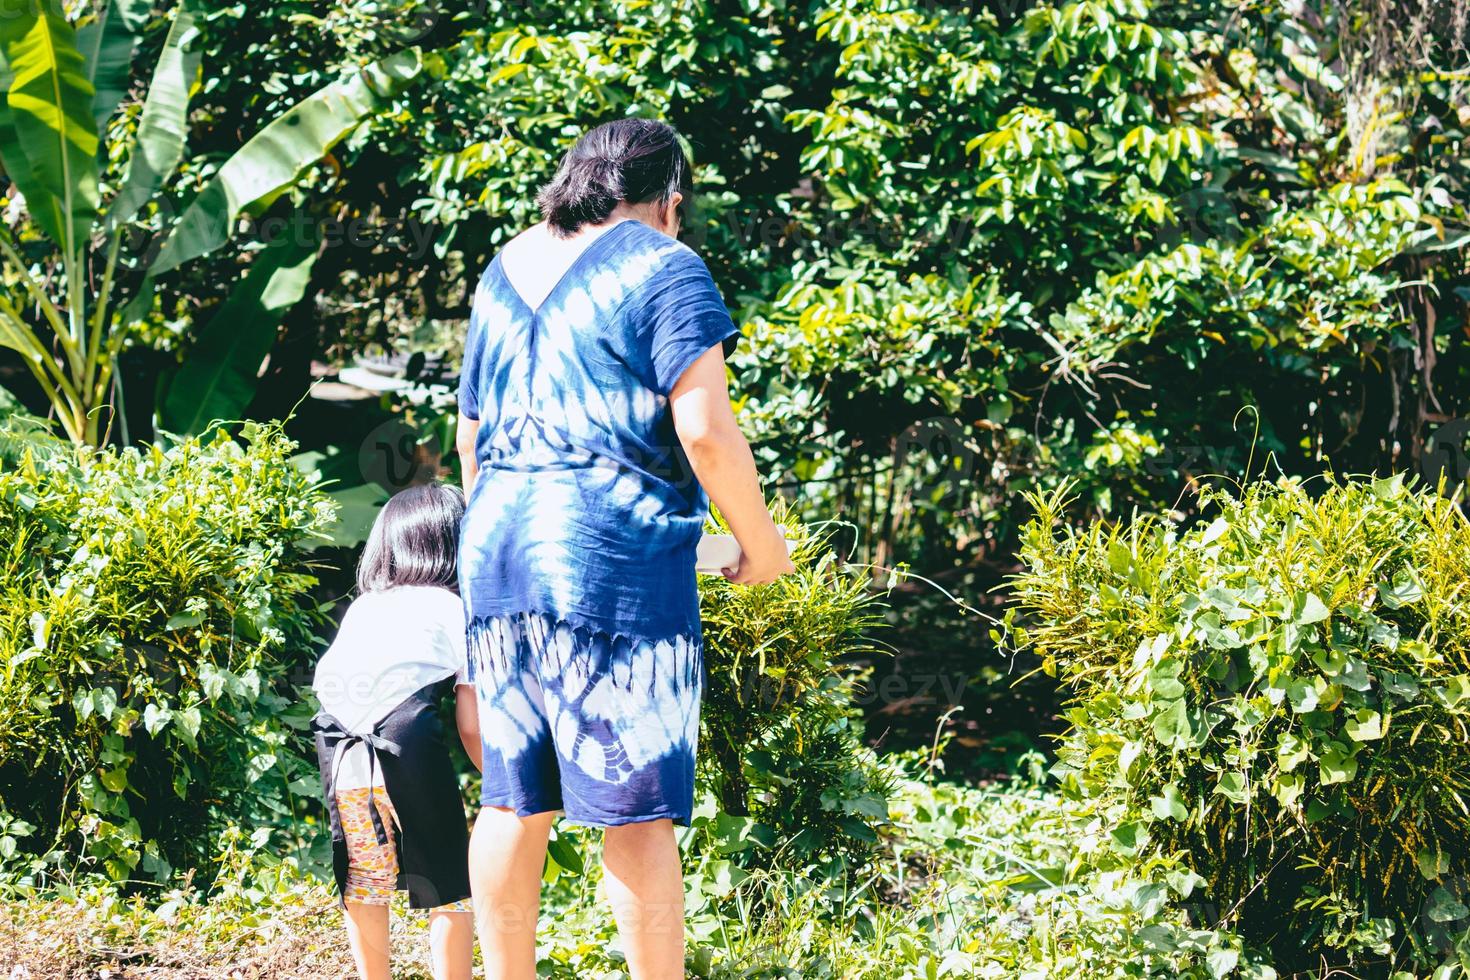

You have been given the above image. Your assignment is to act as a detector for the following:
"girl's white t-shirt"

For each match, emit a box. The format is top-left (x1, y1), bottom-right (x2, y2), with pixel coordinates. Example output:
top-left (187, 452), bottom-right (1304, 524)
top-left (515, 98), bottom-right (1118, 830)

top-left (313, 585), bottom-right (470, 789)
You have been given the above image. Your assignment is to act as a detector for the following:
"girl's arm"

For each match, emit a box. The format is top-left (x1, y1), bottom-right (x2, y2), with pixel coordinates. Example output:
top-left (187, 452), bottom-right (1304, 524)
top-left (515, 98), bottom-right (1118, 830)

top-left (670, 345), bottom-right (793, 585)
top-left (455, 685), bottom-right (482, 772)
top-left (457, 413), bottom-right (481, 496)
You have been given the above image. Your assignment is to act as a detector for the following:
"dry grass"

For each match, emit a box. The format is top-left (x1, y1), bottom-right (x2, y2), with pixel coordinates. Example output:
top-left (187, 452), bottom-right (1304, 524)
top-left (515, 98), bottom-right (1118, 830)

top-left (0, 887), bottom-right (448, 979)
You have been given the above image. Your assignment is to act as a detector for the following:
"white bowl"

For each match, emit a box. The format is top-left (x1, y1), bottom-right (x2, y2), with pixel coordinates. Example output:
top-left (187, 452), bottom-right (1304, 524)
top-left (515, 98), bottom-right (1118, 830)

top-left (696, 532), bottom-right (797, 575)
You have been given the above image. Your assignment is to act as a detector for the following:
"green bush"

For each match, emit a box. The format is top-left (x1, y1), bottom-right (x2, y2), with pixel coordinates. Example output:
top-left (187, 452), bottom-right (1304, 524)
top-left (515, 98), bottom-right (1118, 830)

top-left (691, 512), bottom-right (903, 883)
top-left (0, 423), bottom-right (334, 885)
top-left (698, 511), bottom-right (888, 820)
top-left (683, 670), bottom-right (899, 898)
top-left (1011, 475), bottom-right (1470, 971)
top-left (740, 674), bottom-right (898, 874)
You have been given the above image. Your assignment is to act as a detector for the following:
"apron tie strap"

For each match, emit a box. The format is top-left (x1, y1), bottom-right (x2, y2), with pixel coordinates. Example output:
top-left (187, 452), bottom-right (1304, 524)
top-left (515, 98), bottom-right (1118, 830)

top-left (313, 713), bottom-right (404, 847)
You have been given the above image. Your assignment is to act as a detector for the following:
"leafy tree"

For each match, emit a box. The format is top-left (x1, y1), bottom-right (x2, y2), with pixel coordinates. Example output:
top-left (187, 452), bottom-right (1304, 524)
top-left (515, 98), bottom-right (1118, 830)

top-left (0, 0), bottom-right (421, 444)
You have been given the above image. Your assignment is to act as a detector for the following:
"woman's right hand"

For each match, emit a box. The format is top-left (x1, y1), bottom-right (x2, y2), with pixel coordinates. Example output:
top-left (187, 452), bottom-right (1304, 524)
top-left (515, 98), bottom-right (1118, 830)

top-left (723, 530), bottom-right (795, 585)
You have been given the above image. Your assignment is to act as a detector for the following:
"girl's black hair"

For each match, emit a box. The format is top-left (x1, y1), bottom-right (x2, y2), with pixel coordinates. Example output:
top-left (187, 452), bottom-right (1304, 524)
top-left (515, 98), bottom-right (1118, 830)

top-left (357, 482), bottom-right (465, 594)
top-left (536, 118), bottom-right (693, 237)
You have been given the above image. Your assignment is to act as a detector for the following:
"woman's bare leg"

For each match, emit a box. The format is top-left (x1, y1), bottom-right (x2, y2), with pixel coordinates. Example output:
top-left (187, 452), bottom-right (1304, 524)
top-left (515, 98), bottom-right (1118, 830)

top-left (602, 819), bottom-right (685, 980)
top-left (428, 906), bottom-right (475, 980)
top-left (342, 901), bottom-right (391, 980)
top-left (468, 807), bottom-right (554, 980)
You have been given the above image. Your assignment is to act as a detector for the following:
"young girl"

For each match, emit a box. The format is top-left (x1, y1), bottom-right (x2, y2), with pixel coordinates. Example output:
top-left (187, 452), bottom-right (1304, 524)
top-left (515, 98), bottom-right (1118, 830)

top-left (312, 482), bottom-right (481, 980)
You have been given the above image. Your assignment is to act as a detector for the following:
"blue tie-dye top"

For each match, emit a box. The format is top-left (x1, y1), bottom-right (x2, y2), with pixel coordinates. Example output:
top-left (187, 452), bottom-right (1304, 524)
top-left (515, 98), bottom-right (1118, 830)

top-left (456, 219), bottom-right (739, 643)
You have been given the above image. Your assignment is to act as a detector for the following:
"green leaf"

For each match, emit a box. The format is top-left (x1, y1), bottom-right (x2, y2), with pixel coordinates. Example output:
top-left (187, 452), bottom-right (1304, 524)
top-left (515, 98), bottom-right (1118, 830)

top-left (320, 482), bottom-right (391, 550)
top-left (1344, 708), bottom-right (1383, 742)
top-left (1382, 671), bottom-right (1420, 700)
top-left (1106, 538), bottom-right (1131, 575)
top-left (1149, 784), bottom-right (1187, 821)
top-left (700, 859), bottom-right (750, 898)
top-left (1147, 151), bottom-right (1167, 183)
top-left (1152, 697), bottom-right (1191, 746)
top-left (1272, 772), bottom-right (1305, 808)
top-left (1130, 881), bottom-right (1168, 917)
top-left (1295, 592), bottom-right (1330, 624)
top-left (1312, 637), bottom-right (1347, 673)
top-left (546, 832), bottom-right (584, 875)
top-left (1318, 744), bottom-right (1358, 785)
top-left (1276, 732), bottom-right (1310, 772)
top-left (0, 0), bottom-right (101, 254)
top-left (1306, 797), bottom-right (1337, 824)
top-left (1206, 948), bottom-right (1240, 979)
top-left (1110, 820), bottom-right (1147, 856)
top-left (1148, 661), bottom-right (1186, 699)
top-left (92, 686), bottom-right (117, 721)
top-left (1417, 845), bottom-right (1450, 880)
top-left (245, 752), bottom-right (277, 780)
top-left (76, 0), bottom-right (149, 130)
top-left (1426, 885), bottom-right (1469, 924)
top-left (165, 609), bottom-right (202, 630)
top-left (1214, 771), bottom-right (1248, 804)
top-left (72, 689), bottom-right (95, 722)
top-left (175, 705), bottom-right (201, 741)
top-left (1286, 675), bottom-right (1321, 713)
top-left (1118, 740), bottom-right (1143, 782)
top-left (108, 0), bottom-right (200, 229)
top-left (842, 793), bottom-right (889, 819)
top-left (1152, 697), bottom-right (1200, 748)
top-left (159, 219), bottom-right (319, 434)
top-left (1378, 569), bottom-right (1424, 609)
top-left (150, 48), bottom-right (422, 274)
top-left (1370, 473), bottom-right (1404, 500)
top-left (1199, 517), bottom-right (1228, 544)
top-left (198, 662), bottom-right (226, 701)
top-left (1338, 657), bottom-right (1371, 693)
top-left (142, 702), bottom-right (171, 736)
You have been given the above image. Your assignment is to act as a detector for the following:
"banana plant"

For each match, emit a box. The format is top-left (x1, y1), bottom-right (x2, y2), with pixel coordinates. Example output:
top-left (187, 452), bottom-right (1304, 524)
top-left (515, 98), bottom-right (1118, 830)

top-left (0, 0), bottom-right (422, 445)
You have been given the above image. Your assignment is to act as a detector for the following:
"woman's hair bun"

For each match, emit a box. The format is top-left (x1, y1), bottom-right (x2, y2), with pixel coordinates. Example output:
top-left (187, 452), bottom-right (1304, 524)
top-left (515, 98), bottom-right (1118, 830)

top-left (536, 119), bottom-right (692, 237)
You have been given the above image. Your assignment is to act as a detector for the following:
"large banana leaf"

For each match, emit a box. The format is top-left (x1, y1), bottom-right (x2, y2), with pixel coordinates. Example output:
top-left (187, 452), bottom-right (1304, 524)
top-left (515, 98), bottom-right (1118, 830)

top-left (150, 48), bottom-right (421, 275)
top-left (0, 52), bottom-right (31, 187)
top-left (77, 0), bottom-right (150, 131)
top-left (0, 0), bottom-right (100, 255)
top-left (158, 221), bottom-right (319, 435)
top-left (108, 1), bottom-right (199, 229)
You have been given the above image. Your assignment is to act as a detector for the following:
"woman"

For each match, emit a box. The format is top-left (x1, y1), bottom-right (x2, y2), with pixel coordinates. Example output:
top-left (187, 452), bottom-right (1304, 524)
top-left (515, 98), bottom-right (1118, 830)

top-left (455, 118), bottom-right (793, 979)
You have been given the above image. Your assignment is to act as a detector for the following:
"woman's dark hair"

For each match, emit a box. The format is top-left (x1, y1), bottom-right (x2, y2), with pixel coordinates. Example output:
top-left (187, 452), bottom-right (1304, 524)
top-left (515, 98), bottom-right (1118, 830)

top-left (536, 119), bottom-right (693, 237)
top-left (357, 482), bottom-right (465, 594)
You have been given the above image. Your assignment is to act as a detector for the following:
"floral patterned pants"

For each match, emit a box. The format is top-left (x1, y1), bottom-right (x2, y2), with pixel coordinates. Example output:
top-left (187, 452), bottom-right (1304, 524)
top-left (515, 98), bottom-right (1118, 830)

top-left (336, 785), bottom-right (471, 911)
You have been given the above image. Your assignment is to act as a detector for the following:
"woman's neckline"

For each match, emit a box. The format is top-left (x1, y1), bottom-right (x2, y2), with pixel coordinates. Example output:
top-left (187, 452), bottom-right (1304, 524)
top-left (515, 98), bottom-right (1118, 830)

top-left (496, 217), bottom-right (642, 316)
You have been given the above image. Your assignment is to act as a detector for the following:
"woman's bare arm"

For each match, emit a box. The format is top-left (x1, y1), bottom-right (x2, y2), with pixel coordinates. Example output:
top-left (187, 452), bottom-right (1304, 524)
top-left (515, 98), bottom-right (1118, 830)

top-left (670, 345), bottom-right (792, 585)
top-left (456, 413), bottom-right (481, 497)
top-left (455, 684), bottom-right (482, 772)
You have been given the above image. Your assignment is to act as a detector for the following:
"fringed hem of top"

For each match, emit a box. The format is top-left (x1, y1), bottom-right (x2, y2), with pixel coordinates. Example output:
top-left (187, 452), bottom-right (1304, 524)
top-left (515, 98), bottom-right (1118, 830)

top-left (465, 609), bottom-right (702, 693)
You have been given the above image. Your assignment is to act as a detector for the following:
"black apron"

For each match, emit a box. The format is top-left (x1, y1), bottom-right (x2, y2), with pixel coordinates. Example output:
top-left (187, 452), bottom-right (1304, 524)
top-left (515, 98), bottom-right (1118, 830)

top-left (313, 676), bottom-right (472, 910)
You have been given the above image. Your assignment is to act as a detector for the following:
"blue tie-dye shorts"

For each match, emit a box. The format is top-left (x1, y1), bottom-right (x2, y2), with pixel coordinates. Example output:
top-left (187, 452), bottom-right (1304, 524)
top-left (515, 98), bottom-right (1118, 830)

top-left (466, 611), bottom-right (701, 826)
